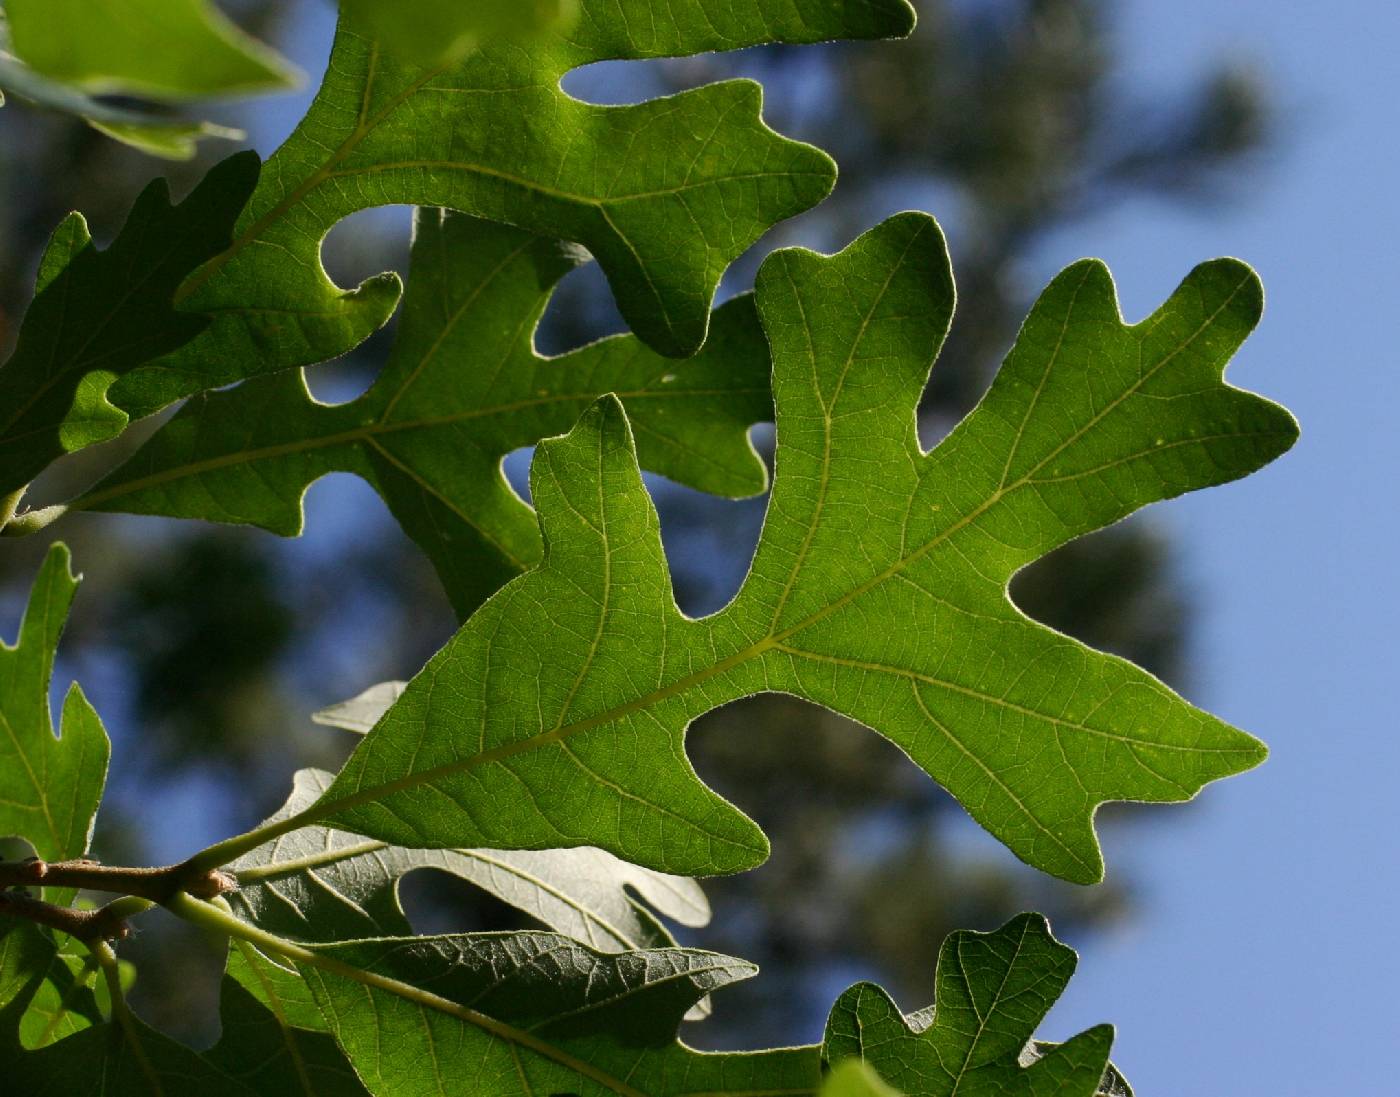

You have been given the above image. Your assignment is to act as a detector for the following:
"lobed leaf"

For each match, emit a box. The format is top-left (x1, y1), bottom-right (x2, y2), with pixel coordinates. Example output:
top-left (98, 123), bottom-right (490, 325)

top-left (0, 543), bottom-right (109, 864)
top-left (822, 914), bottom-right (1124, 1097)
top-left (172, 0), bottom-right (917, 363)
top-left (0, 154), bottom-right (259, 496)
top-left (73, 211), bottom-right (772, 617)
top-left (306, 213), bottom-right (1296, 883)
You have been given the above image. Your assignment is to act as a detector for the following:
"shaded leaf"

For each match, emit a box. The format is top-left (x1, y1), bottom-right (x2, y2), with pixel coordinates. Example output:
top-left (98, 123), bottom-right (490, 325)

top-left (173, 0), bottom-right (917, 364)
top-left (0, 543), bottom-right (109, 863)
top-left (1, 925), bottom-right (242, 1096)
top-left (203, 967), bottom-right (369, 1096)
top-left (822, 913), bottom-right (1119, 1097)
top-left (301, 932), bottom-right (817, 1095)
top-left (229, 768), bottom-right (708, 952)
top-left (6, 0), bottom-right (297, 99)
top-left (307, 212), bottom-right (1295, 882)
top-left (0, 154), bottom-right (259, 496)
top-left (73, 211), bottom-right (772, 617)
top-left (1, 921), bottom-right (360, 1096)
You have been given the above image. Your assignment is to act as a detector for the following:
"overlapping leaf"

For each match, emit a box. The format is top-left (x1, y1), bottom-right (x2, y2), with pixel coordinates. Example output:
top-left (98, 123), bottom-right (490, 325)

top-left (0, 51), bottom-right (244, 159)
top-left (822, 914), bottom-right (1123, 1097)
top-left (0, 544), bottom-right (109, 865)
top-left (299, 932), bottom-right (817, 1096)
top-left (171, 0), bottom-right (917, 366)
top-left (5, 0), bottom-right (297, 99)
top-left (0, 154), bottom-right (258, 496)
top-left (71, 211), bottom-right (771, 617)
top-left (295, 212), bottom-right (1295, 883)
top-left (229, 767), bottom-right (708, 953)
top-left (0, 922), bottom-right (362, 1096)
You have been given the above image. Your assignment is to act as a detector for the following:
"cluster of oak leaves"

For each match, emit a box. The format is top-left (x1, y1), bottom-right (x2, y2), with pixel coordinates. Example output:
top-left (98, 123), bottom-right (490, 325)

top-left (0, 2), bottom-right (1296, 1094)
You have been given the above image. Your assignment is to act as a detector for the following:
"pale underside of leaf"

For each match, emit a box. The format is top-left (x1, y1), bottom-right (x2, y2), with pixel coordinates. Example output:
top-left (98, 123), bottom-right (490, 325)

top-left (229, 768), bottom-right (709, 956)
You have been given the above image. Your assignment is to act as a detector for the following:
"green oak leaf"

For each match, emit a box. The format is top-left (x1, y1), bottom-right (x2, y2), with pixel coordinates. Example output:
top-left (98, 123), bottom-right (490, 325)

top-left (71, 210), bottom-right (771, 618)
top-left (0, 153), bottom-right (259, 497)
top-left (822, 914), bottom-right (1123, 1097)
top-left (295, 212), bottom-right (1296, 884)
top-left (172, 0), bottom-right (917, 364)
top-left (0, 543), bottom-right (109, 864)
top-left (299, 932), bottom-right (817, 1095)
top-left (0, 50), bottom-right (245, 158)
top-left (229, 767), bottom-right (709, 953)
top-left (340, 0), bottom-right (577, 65)
top-left (5, 0), bottom-right (298, 99)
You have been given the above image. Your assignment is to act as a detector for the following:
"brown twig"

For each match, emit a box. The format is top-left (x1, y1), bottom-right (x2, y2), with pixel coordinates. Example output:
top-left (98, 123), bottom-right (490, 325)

top-left (0, 857), bottom-right (236, 901)
top-left (0, 889), bottom-right (133, 941)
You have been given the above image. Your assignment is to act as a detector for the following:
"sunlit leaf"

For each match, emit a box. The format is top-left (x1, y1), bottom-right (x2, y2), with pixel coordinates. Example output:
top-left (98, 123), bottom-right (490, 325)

top-left (72, 211), bottom-right (771, 616)
top-left (308, 213), bottom-right (1296, 882)
top-left (823, 914), bottom-right (1127, 1097)
top-left (173, 0), bottom-right (916, 366)
top-left (0, 544), bottom-right (109, 864)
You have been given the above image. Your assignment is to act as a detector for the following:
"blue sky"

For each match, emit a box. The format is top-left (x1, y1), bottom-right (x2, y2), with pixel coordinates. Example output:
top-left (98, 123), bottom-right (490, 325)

top-left (1026, 2), bottom-right (1399, 1090)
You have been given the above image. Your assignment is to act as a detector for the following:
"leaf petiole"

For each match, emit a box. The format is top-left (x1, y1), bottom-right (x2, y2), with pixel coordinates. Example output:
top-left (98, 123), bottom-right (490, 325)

top-left (87, 937), bottom-right (164, 1092)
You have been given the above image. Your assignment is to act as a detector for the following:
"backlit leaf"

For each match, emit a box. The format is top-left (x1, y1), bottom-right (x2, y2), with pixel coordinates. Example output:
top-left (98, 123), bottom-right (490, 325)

top-left (173, 0), bottom-right (917, 364)
top-left (0, 544), bottom-right (109, 864)
top-left (823, 914), bottom-right (1124, 1097)
top-left (72, 211), bottom-right (771, 617)
top-left (306, 212), bottom-right (1296, 883)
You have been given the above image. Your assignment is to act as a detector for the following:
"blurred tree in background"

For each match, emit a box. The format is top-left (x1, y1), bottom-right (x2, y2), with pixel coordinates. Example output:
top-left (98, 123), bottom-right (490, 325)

top-left (0, 0), bottom-right (1269, 1049)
